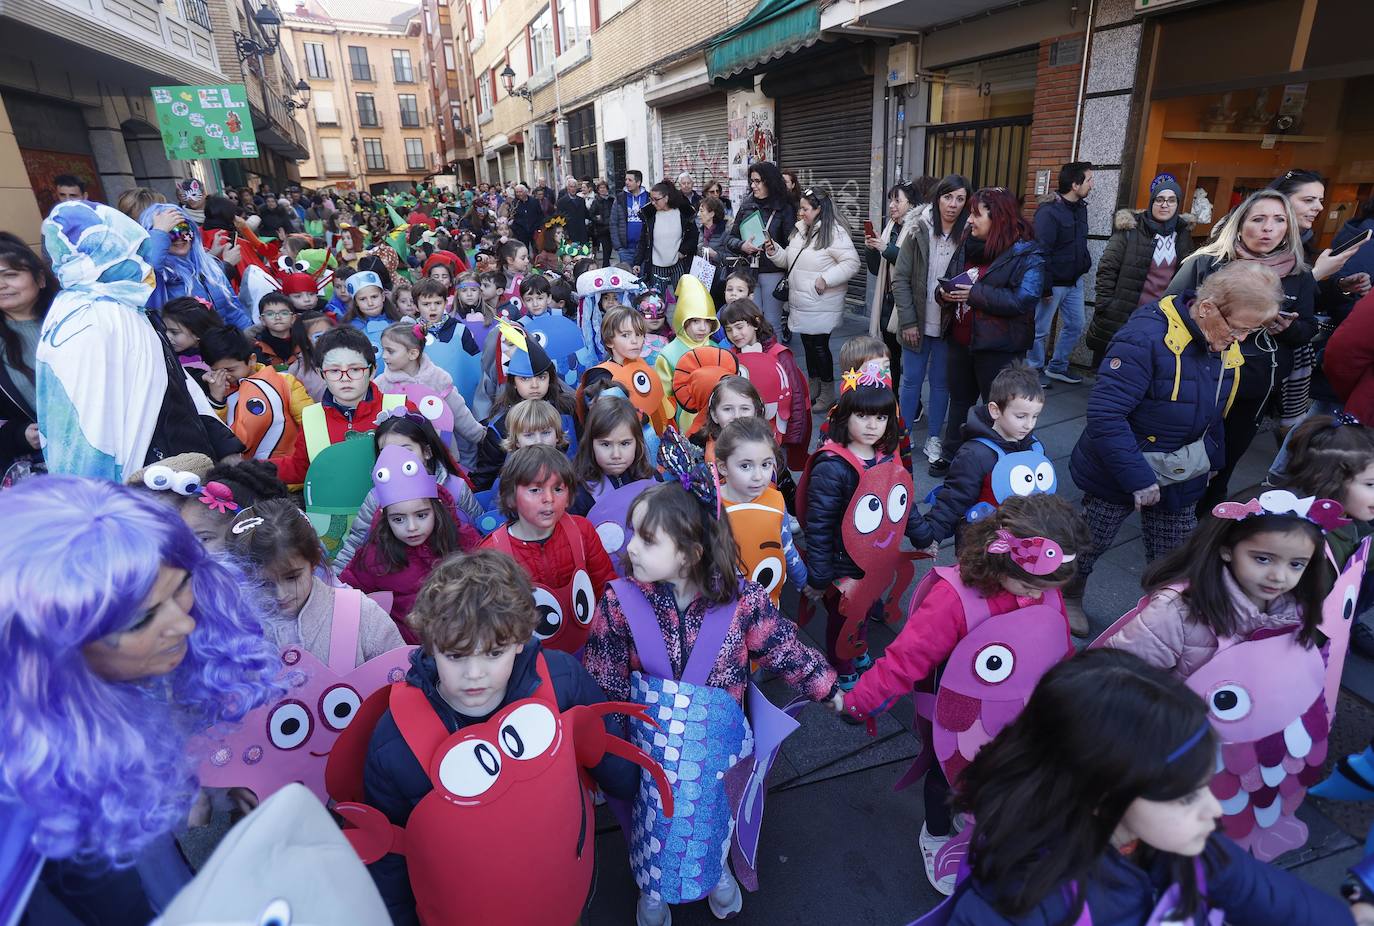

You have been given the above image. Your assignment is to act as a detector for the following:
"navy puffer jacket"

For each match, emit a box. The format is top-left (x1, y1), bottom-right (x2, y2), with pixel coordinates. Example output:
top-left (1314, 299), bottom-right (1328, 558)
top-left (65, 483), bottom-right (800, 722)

top-left (941, 239), bottom-right (1046, 354)
top-left (1070, 294), bottom-right (1233, 509)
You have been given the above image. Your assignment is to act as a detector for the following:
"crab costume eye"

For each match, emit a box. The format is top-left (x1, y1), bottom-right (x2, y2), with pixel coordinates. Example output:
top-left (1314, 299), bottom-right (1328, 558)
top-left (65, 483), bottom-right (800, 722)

top-left (172, 471), bottom-right (202, 496)
top-left (439, 738), bottom-right (502, 797)
top-left (319, 683), bottom-right (362, 732)
top-left (887, 484), bottom-right (909, 522)
top-left (267, 699), bottom-right (313, 750)
top-left (853, 494), bottom-right (883, 534)
top-left (1208, 684), bottom-right (1252, 722)
top-left (256, 898), bottom-right (292, 926)
top-left (1008, 464), bottom-right (1036, 496)
top-left (631, 370), bottom-right (653, 395)
top-left (571, 570), bottom-right (595, 626)
top-left (498, 703), bottom-right (557, 760)
top-left (143, 464), bottom-right (175, 491)
top-left (374, 466), bottom-right (392, 483)
top-left (750, 556), bottom-right (784, 594)
top-left (418, 395), bottom-right (444, 420)
top-left (531, 587), bottom-right (563, 640)
top-left (973, 644), bottom-right (1014, 684)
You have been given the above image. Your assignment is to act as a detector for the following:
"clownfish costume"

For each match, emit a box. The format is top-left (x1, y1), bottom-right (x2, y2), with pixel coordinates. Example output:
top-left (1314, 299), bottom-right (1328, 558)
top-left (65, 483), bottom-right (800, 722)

top-left (671, 346), bottom-right (740, 436)
top-left (226, 366), bottom-right (303, 460)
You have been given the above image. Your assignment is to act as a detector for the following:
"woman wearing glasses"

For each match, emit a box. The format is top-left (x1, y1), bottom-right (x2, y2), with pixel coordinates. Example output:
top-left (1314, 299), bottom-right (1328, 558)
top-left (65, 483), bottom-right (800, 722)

top-left (727, 161), bottom-right (797, 336)
top-left (764, 187), bottom-right (860, 410)
top-left (1164, 188), bottom-right (1318, 513)
top-left (633, 181), bottom-right (698, 291)
top-left (1086, 174), bottom-right (1196, 368)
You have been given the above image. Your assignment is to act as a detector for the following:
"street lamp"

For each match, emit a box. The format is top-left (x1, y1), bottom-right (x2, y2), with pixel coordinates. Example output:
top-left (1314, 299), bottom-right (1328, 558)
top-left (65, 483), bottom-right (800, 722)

top-left (234, 2), bottom-right (282, 61)
top-left (282, 79), bottom-right (312, 114)
top-left (499, 64), bottom-right (535, 185)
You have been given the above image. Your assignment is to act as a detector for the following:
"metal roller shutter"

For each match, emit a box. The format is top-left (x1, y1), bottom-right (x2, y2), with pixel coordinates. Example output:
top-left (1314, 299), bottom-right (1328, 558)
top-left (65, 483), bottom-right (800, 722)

top-left (500, 148), bottom-right (519, 184)
top-left (776, 79), bottom-right (873, 309)
top-left (658, 95), bottom-right (729, 189)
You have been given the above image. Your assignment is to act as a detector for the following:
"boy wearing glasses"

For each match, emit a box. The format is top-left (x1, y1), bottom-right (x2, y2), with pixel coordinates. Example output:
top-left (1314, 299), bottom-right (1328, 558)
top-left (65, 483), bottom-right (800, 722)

top-left (272, 326), bottom-right (408, 485)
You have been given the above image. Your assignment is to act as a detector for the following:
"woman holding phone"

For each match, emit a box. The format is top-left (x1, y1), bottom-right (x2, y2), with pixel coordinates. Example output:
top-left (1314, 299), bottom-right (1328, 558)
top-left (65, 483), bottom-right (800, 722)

top-left (1165, 188), bottom-right (1317, 512)
top-left (727, 161), bottom-right (796, 336)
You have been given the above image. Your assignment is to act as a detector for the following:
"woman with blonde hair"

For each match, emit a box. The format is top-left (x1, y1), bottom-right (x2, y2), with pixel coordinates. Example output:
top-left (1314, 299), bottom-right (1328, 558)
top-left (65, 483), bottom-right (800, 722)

top-left (1165, 188), bottom-right (1317, 512)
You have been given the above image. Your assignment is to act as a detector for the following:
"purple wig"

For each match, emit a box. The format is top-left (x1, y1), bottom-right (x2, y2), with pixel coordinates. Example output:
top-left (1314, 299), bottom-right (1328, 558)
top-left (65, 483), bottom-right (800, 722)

top-left (0, 476), bottom-right (282, 866)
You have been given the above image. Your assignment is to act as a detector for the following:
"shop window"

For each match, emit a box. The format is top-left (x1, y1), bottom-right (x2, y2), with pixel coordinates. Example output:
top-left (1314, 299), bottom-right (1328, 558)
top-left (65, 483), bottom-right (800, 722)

top-left (927, 49), bottom-right (1036, 126)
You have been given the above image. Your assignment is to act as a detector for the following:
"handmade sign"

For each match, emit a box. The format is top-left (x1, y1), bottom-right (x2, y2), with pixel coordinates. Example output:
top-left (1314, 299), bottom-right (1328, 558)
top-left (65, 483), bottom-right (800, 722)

top-left (152, 85), bottom-right (258, 160)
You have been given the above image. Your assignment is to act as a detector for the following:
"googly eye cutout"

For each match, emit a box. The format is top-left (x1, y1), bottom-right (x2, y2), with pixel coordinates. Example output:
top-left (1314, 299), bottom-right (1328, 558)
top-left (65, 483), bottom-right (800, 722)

top-left (1008, 464), bottom-right (1036, 497)
top-left (571, 570), bottom-right (595, 626)
top-left (246, 397), bottom-right (267, 416)
top-left (610, 275), bottom-right (621, 286)
top-left (439, 738), bottom-right (502, 798)
top-left (973, 644), bottom-right (1015, 684)
top-left (497, 703), bottom-right (557, 760)
top-left (594, 276), bottom-right (604, 287)
top-left (1208, 684), bottom-right (1252, 722)
top-left (852, 494), bottom-right (883, 534)
top-left (172, 471), bottom-right (202, 496)
top-left (373, 466), bottom-right (392, 483)
top-left (750, 556), bottom-right (784, 594)
top-left (267, 699), bottom-right (313, 750)
top-left (531, 587), bottom-right (563, 640)
top-left (886, 484), bottom-right (909, 523)
top-left (143, 464), bottom-right (175, 491)
top-left (631, 370), bottom-right (653, 395)
top-left (400, 459), bottom-right (421, 477)
top-left (418, 395), bottom-right (444, 420)
top-left (1034, 461), bottom-right (1055, 491)
top-left (256, 899), bottom-right (293, 926)
top-left (318, 684), bottom-right (362, 732)
top-left (293, 260), bottom-right (310, 273)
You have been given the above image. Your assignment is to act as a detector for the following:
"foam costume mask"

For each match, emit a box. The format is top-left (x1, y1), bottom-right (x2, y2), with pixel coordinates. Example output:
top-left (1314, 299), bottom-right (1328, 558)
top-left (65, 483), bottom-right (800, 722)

top-left (670, 346), bottom-right (740, 434)
top-left (156, 783), bottom-right (391, 926)
top-left (380, 385), bottom-right (455, 445)
top-left (37, 201), bottom-right (167, 482)
top-left (886, 566), bottom-right (1073, 885)
top-left (1213, 489), bottom-right (1350, 532)
top-left (521, 309), bottom-right (590, 387)
top-left (576, 266), bottom-right (641, 359)
top-left (372, 444), bottom-right (438, 507)
top-left (328, 655), bottom-right (674, 926)
top-left (226, 366), bottom-right (301, 460)
top-left (194, 587), bottom-right (415, 803)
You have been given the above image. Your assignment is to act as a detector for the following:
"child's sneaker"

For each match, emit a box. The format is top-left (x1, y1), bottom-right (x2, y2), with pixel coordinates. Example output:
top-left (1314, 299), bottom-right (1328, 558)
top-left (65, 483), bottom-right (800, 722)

top-left (707, 869), bottom-right (743, 919)
top-left (920, 822), bottom-right (956, 895)
top-left (836, 672), bottom-right (859, 692)
top-left (854, 652), bottom-right (874, 673)
top-left (636, 892), bottom-right (672, 926)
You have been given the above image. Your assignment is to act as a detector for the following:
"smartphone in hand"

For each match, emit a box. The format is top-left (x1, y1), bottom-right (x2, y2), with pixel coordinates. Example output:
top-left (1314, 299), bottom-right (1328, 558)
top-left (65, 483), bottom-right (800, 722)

top-left (864, 220), bottom-right (876, 239)
top-left (1331, 228), bottom-right (1373, 257)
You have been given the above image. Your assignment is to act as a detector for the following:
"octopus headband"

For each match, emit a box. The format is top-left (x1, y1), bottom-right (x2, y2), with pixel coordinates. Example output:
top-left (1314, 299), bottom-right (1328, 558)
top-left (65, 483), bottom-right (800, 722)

top-left (986, 529), bottom-right (1074, 576)
top-left (1211, 489), bottom-right (1349, 531)
top-left (839, 359), bottom-right (893, 394)
top-left (657, 425), bottom-right (720, 517)
top-left (1165, 723), bottom-right (1211, 764)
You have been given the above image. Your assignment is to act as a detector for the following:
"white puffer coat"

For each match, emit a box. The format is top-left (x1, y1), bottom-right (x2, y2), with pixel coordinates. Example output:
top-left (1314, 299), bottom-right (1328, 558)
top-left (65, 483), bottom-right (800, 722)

top-left (768, 218), bottom-right (860, 335)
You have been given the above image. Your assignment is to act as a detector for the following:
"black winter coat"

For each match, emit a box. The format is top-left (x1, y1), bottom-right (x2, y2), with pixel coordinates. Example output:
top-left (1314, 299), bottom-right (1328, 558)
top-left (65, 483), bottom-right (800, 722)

top-left (510, 196), bottom-right (544, 246)
top-left (363, 643), bottom-right (639, 926)
top-left (1032, 193), bottom-right (1090, 288)
top-left (634, 204), bottom-right (699, 270)
top-left (0, 356), bottom-right (37, 473)
top-left (1087, 208), bottom-right (1196, 355)
top-left (725, 198), bottom-right (795, 263)
top-left (803, 449), bottom-right (922, 589)
top-left (556, 191), bottom-right (590, 242)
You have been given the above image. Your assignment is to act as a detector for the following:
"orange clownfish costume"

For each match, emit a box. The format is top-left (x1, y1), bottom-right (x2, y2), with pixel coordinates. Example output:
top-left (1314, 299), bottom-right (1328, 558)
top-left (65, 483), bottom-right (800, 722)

top-left (227, 367), bottom-right (301, 460)
top-left (722, 484), bottom-right (789, 605)
top-left (585, 358), bottom-right (673, 434)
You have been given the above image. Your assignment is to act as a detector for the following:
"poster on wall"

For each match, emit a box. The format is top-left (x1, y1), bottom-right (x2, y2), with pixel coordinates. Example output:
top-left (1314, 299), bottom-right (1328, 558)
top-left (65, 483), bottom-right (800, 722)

top-left (151, 85), bottom-right (259, 160)
top-left (726, 90), bottom-right (774, 210)
top-left (19, 148), bottom-right (105, 217)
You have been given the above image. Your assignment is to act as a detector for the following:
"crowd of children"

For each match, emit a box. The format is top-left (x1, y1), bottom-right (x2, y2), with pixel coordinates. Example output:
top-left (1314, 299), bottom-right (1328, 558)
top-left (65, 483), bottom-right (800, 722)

top-left (13, 185), bottom-right (1374, 926)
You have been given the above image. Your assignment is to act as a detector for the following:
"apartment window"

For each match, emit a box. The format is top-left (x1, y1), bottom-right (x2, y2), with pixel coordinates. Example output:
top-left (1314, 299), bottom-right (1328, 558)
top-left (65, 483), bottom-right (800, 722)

top-left (470, 0), bottom-right (485, 41)
top-left (349, 46), bottom-right (373, 81)
top-left (556, 0), bottom-right (590, 52)
top-left (488, 0), bottom-right (502, 14)
top-left (529, 7), bottom-right (554, 74)
top-left (504, 41), bottom-right (527, 85)
top-left (320, 137), bottom-right (347, 174)
top-left (392, 49), bottom-right (414, 83)
top-left (398, 94), bottom-right (421, 128)
top-left (406, 139), bottom-right (425, 170)
top-left (302, 42), bottom-right (329, 78)
top-left (595, 0), bottom-right (635, 25)
top-left (356, 93), bottom-right (379, 127)
top-left (478, 71), bottom-right (493, 112)
top-left (363, 139), bottom-right (386, 171)
top-left (444, 42), bottom-right (456, 71)
top-left (178, 0), bottom-right (212, 31)
top-left (313, 89), bottom-right (338, 125)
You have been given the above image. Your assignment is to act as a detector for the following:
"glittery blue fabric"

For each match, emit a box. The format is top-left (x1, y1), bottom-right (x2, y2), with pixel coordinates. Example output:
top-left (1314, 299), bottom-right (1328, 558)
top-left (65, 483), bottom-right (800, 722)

top-left (628, 672), bottom-right (751, 903)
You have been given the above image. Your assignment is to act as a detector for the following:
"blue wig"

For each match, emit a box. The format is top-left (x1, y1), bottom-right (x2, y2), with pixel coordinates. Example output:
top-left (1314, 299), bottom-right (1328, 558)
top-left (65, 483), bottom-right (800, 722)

top-left (0, 476), bottom-right (282, 866)
top-left (138, 202), bottom-right (246, 326)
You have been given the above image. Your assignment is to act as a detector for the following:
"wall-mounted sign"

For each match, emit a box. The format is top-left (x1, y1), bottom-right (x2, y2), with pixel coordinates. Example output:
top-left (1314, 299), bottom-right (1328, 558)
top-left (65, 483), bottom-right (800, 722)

top-left (152, 85), bottom-right (259, 160)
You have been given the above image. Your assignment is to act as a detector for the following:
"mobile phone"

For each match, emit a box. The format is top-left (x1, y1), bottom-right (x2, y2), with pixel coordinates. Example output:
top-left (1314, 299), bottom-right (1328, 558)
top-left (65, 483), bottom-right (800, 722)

top-left (1279, 310), bottom-right (1298, 318)
top-left (227, 229), bottom-right (238, 247)
top-left (864, 220), bottom-right (876, 238)
top-left (1331, 228), bottom-right (1373, 257)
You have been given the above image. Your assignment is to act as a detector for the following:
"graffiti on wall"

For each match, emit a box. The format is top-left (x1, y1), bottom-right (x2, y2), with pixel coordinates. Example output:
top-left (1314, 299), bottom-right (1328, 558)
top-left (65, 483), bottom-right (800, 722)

top-left (787, 167), bottom-right (866, 234)
top-left (661, 129), bottom-right (727, 188)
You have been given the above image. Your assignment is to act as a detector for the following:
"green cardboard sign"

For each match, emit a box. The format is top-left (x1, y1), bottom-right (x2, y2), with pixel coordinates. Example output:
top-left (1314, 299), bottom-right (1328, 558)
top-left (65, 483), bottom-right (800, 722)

top-left (151, 84), bottom-right (259, 160)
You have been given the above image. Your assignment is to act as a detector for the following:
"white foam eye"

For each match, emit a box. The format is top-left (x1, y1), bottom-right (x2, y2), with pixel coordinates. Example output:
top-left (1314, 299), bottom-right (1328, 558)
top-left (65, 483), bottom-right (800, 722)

top-left (853, 494), bottom-right (882, 534)
top-left (256, 898), bottom-right (292, 926)
top-left (172, 471), bottom-right (201, 496)
top-left (374, 466), bottom-right (391, 483)
top-left (750, 556), bottom-right (784, 594)
top-left (1208, 685), bottom-right (1252, 722)
top-left (293, 260), bottom-right (309, 273)
top-left (1008, 464), bottom-right (1036, 496)
top-left (246, 397), bottom-right (267, 416)
top-left (267, 700), bottom-right (313, 750)
top-left (973, 644), bottom-right (1015, 684)
top-left (887, 484), bottom-right (909, 522)
top-left (571, 570), bottom-right (595, 626)
top-left (419, 395), bottom-right (444, 420)
top-left (438, 738), bottom-right (502, 797)
top-left (531, 586), bottom-right (563, 639)
top-left (532, 331), bottom-right (548, 347)
top-left (631, 370), bottom-right (653, 395)
top-left (319, 683), bottom-right (362, 732)
top-left (1034, 461), bottom-right (1055, 491)
top-left (400, 459), bottom-right (420, 476)
top-left (143, 464), bottom-right (175, 491)
top-left (498, 703), bottom-right (557, 760)
top-left (596, 521), bottom-right (625, 555)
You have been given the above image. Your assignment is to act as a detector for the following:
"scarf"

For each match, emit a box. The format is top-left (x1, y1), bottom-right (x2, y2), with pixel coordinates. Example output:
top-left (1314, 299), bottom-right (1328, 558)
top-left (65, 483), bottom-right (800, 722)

top-left (1234, 241), bottom-right (1298, 277)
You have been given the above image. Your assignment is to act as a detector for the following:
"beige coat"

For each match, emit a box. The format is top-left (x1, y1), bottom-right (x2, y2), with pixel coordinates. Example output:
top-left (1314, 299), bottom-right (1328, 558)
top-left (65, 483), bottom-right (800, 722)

top-left (867, 207), bottom-right (922, 337)
top-left (769, 218), bottom-right (861, 335)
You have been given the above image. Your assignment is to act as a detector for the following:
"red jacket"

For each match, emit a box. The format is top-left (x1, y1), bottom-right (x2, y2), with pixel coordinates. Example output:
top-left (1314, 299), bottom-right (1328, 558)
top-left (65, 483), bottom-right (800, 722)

top-left (479, 514), bottom-right (618, 602)
top-left (1323, 291), bottom-right (1374, 424)
top-left (846, 576), bottom-right (1055, 717)
top-left (339, 540), bottom-right (443, 644)
top-left (272, 384), bottom-right (397, 485)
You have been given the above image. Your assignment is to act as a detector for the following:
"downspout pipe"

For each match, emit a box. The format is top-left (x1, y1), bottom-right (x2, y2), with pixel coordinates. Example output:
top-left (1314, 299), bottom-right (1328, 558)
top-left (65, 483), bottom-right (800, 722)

top-left (1069, 0), bottom-right (1097, 159)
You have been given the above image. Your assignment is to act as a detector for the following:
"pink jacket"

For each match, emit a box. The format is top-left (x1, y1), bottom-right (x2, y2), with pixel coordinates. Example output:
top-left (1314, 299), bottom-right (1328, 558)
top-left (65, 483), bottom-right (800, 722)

top-left (374, 355), bottom-right (486, 444)
top-left (1105, 572), bottom-right (1303, 679)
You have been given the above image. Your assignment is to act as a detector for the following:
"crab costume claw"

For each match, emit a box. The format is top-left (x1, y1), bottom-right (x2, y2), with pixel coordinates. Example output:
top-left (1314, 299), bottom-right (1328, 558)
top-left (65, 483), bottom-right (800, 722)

top-left (336, 802), bottom-right (407, 863)
top-left (572, 702), bottom-right (676, 818)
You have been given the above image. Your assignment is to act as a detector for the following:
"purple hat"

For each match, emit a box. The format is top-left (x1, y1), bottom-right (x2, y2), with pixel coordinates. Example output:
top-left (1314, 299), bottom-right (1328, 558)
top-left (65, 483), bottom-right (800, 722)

top-left (371, 445), bottom-right (438, 508)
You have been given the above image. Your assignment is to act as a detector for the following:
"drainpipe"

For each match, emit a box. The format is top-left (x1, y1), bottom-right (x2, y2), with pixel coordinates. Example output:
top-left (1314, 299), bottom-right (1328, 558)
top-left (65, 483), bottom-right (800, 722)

top-left (1068, 0), bottom-right (1098, 160)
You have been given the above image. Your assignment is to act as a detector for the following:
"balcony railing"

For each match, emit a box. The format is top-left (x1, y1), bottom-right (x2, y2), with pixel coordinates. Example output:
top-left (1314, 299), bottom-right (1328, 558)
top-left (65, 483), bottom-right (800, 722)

top-left (351, 64), bottom-right (375, 81)
top-left (365, 156), bottom-right (388, 171)
top-left (178, 0), bottom-right (212, 31)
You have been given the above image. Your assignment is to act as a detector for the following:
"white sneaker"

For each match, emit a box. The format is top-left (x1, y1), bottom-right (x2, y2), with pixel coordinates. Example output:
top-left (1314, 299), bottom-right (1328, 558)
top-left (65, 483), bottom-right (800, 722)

top-left (636, 892), bottom-right (672, 926)
top-left (919, 822), bottom-right (956, 896)
top-left (923, 436), bottom-right (943, 465)
top-left (707, 869), bottom-right (743, 919)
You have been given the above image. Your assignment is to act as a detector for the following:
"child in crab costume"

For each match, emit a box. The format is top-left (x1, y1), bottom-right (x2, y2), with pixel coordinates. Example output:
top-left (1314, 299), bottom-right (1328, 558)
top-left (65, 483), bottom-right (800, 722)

top-left (910, 649), bottom-right (1355, 926)
top-left (1096, 490), bottom-right (1350, 862)
top-left (584, 441), bottom-right (841, 926)
top-left (799, 360), bottom-right (928, 687)
top-left (845, 494), bottom-right (1089, 896)
top-left (327, 550), bottom-right (666, 926)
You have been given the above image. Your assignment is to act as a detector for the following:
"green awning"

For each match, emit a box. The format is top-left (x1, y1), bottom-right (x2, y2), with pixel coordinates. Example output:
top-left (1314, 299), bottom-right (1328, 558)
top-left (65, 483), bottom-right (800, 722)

top-left (706, 0), bottom-right (820, 81)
